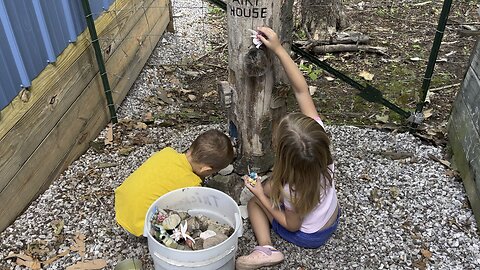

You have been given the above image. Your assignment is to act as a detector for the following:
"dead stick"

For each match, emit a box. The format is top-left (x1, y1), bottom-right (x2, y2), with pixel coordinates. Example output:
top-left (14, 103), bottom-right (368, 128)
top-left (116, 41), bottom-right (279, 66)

top-left (429, 83), bottom-right (461, 92)
top-left (313, 44), bottom-right (388, 55)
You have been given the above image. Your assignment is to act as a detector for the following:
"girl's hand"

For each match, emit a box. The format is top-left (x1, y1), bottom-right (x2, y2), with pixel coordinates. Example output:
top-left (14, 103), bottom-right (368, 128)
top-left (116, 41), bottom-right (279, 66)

top-left (242, 175), bottom-right (264, 197)
top-left (256, 26), bottom-right (281, 53)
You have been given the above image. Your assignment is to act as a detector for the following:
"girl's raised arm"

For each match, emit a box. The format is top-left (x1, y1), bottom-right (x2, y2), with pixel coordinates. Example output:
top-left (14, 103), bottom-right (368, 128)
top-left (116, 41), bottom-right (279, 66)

top-left (257, 27), bottom-right (319, 120)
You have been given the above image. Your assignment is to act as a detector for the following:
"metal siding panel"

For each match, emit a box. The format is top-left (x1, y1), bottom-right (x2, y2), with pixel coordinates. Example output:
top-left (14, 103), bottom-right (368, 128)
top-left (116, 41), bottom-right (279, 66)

top-left (0, 0), bottom-right (31, 88)
top-left (70, 0), bottom-right (87, 35)
top-left (60, 0), bottom-right (79, 42)
top-left (3, 0), bottom-right (48, 81)
top-left (40, 0), bottom-right (71, 55)
top-left (88, 0), bottom-right (104, 19)
top-left (33, 0), bottom-right (56, 63)
top-left (0, 0), bottom-right (116, 109)
top-left (0, 25), bottom-right (21, 110)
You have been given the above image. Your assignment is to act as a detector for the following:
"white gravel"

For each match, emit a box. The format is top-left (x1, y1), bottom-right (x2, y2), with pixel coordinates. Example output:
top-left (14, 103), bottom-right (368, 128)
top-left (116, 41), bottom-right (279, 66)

top-left (1, 0), bottom-right (478, 269)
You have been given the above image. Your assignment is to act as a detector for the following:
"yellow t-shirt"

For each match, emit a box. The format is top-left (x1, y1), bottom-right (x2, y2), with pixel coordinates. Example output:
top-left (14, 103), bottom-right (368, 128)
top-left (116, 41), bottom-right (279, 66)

top-left (114, 147), bottom-right (201, 236)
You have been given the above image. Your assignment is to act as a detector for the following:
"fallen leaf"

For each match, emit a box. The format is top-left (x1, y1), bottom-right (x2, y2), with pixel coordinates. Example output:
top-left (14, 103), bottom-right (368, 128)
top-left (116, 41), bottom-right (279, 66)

top-left (375, 114), bottom-right (389, 123)
top-left (369, 188), bottom-right (381, 202)
top-left (6, 253), bottom-right (41, 270)
top-left (359, 70), bottom-right (374, 81)
top-left (180, 88), bottom-right (193, 94)
top-left (423, 109), bottom-right (433, 119)
top-left (6, 253), bottom-right (34, 261)
top-left (20, 89), bottom-right (31, 102)
top-left (104, 124), bottom-right (113, 146)
top-left (184, 70), bottom-right (200, 77)
top-left (445, 169), bottom-right (459, 178)
top-left (70, 232), bottom-right (86, 258)
top-left (203, 90), bottom-right (217, 97)
top-left (427, 153), bottom-right (451, 168)
top-left (118, 147), bottom-right (134, 156)
top-left (309, 86), bottom-right (317, 96)
top-left (89, 141), bottom-right (105, 153)
top-left (27, 240), bottom-right (49, 256)
top-left (51, 219), bottom-right (64, 235)
top-left (143, 112), bottom-right (154, 123)
top-left (132, 134), bottom-right (154, 145)
top-left (412, 259), bottom-right (427, 270)
top-left (188, 94), bottom-right (197, 101)
top-left (17, 258), bottom-right (41, 270)
top-left (325, 76), bottom-right (335, 81)
top-left (158, 89), bottom-right (174, 104)
top-left (421, 249), bottom-right (433, 259)
top-left (66, 259), bottom-right (107, 270)
top-left (389, 186), bottom-right (400, 198)
top-left (359, 174), bottom-right (371, 181)
top-left (134, 122), bottom-right (148, 130)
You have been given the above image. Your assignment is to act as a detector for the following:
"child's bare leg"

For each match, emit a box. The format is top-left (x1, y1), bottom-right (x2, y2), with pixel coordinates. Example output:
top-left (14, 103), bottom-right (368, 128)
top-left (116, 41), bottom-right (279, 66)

top-left (248, 196), bottom-right (273, 246)
top-left (237, 196), bottom-right (284, 270)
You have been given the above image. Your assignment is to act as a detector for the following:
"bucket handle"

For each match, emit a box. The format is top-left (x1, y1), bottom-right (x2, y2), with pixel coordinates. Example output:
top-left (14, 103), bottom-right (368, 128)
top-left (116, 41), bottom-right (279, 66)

top-left (235, 213), bottom-right (243, 237)
top-left (153, 245), bottom-right (236, 267)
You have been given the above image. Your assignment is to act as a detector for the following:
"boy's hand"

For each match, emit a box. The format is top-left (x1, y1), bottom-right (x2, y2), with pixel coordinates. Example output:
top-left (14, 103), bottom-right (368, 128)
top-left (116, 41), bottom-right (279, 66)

top-left (256, 27), bottom-right (281, 53)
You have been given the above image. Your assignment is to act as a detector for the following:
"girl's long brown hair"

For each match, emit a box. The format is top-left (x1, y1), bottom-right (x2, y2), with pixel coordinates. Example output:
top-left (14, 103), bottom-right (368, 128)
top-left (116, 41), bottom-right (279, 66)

top-left (270, 113), bottom-right (333, 217)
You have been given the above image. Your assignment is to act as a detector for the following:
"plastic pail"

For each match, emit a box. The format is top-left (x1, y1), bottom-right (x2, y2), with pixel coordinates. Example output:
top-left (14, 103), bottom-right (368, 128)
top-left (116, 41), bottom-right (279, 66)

top-left (144, 187), bottom-right (243, 270)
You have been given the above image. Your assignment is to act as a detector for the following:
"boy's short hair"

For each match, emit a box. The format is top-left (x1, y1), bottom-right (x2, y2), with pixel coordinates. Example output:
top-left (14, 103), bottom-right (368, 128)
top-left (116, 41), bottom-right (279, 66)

top-left (189, 129), bottom-right (234, 170)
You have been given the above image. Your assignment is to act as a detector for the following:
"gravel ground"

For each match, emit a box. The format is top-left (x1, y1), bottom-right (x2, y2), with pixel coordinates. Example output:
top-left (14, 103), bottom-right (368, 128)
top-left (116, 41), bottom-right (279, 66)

top-left (1, 0), bottom-right (479, 269)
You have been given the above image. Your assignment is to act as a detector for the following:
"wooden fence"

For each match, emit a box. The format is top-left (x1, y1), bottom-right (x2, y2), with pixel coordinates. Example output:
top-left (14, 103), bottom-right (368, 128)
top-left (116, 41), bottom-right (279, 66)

top-left (0, 0), bottom-right (172, 232)
top-left (448, 39), bottom-right (480, 229)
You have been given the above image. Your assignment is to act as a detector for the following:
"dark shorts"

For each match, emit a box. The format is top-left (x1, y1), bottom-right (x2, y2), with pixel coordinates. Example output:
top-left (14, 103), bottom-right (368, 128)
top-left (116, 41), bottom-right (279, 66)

top-left (271, 208), bottom-right (341, 249)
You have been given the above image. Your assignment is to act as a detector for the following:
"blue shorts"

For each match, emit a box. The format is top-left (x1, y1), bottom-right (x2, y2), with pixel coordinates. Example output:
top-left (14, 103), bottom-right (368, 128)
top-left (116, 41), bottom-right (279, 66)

top-left (271, 209), bottom-right (341, 249)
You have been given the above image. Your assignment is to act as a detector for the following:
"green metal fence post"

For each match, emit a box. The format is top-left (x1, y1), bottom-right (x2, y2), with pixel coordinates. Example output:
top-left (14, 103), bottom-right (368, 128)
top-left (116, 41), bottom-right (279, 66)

top-left (416, 0), bottom-right (453, 115)
top-left (81, 0), bottom-right (118, 124)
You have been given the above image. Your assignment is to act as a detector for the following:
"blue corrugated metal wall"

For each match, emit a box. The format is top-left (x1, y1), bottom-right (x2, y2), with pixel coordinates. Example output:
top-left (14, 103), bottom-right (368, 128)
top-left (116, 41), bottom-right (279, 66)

top-left (0, 0), bottom-right (115, 110)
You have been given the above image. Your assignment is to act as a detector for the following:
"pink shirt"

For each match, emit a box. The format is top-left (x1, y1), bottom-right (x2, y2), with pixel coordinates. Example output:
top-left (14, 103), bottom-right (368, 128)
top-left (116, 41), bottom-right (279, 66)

top-left (282, 117), bottom-right (338, 233)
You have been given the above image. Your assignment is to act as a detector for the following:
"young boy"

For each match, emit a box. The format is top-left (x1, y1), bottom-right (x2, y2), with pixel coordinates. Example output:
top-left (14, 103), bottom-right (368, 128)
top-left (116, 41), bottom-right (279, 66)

top-left (115, 129), bottom-right (234, 236)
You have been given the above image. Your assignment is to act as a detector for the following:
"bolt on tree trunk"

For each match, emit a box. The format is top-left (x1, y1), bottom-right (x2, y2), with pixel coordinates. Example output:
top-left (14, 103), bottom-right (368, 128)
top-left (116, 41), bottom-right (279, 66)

top-left (220, 0), bottom-right (294, 175)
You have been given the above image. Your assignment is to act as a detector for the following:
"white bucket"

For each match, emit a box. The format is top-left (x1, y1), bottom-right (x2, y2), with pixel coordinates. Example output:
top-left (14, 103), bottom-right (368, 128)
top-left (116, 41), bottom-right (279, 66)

top-left (144, 187), bottom-right (243, 270)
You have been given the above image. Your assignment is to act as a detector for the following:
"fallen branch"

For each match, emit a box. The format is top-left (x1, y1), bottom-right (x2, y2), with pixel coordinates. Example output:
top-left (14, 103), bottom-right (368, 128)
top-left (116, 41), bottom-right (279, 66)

top-left (429, 83), bottom-right (461, 92)
top-left (312, 44), bottom-right (388, 55)
top-left (296, 31), bottom-right (370, 48)
top-left (457, 29), bottom-right (480, 37)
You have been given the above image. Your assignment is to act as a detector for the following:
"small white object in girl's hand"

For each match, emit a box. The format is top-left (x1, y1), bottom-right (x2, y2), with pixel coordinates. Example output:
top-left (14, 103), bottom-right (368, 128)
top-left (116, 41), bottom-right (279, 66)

top-left (248, 29), bottom-right (263, 49)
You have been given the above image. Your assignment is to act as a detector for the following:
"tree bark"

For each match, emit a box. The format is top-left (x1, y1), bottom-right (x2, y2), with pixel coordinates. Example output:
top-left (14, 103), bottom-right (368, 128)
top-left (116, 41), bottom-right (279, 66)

top-left (224, 0), bottom-right (294, 174)
top-left (298, 0), bottom-right (348, 40)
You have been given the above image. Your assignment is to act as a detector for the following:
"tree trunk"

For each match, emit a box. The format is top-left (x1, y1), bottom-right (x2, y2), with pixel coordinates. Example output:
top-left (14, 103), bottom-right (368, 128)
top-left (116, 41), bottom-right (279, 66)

top-left (223, 0), bottom-right (294, 175)
top-left (298, 0), bottom-right (348, 40)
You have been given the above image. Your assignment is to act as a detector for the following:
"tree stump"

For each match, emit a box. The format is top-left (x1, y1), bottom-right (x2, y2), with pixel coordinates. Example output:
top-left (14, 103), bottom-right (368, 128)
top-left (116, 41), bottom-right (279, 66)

top-left (219, 0), bottom-right (294, 175)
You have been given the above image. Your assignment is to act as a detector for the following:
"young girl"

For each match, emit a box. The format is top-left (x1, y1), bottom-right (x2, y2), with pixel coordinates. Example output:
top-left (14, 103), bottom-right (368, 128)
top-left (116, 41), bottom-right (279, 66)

top-left (236, 27), bottom-right (340, 270)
